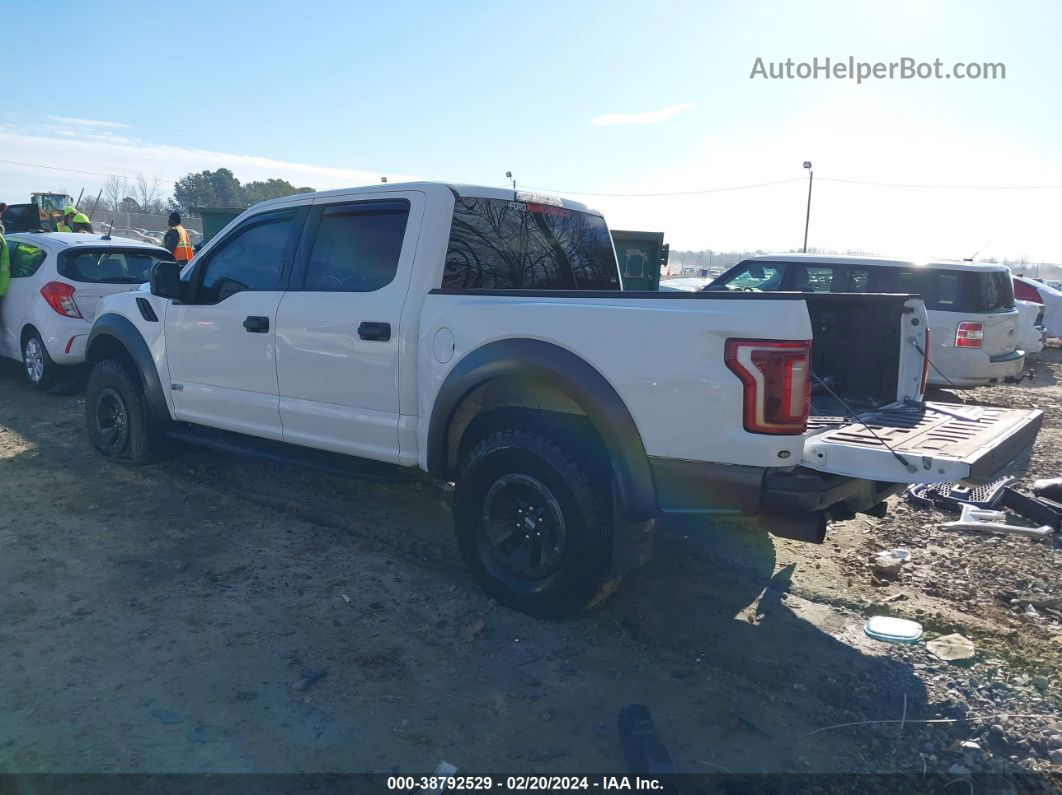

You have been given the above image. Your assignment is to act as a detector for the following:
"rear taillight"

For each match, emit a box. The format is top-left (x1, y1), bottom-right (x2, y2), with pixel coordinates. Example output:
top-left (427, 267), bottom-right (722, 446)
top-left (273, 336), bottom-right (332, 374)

top-left (40, 282), bottom-right (82, 318)
top-left (955, 321), bottom-right (983, 348)
top-left (919, 329), bottom-right (931, 396)
top-left (724, 339), bottom-right (811, 435)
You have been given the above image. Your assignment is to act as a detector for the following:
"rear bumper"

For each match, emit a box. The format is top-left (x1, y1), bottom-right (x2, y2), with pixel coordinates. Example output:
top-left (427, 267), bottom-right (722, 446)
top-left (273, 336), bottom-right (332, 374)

top-left (927, 348), bottom-right (1025, 387)
top-left (650, 456), bottom-right (901, 534)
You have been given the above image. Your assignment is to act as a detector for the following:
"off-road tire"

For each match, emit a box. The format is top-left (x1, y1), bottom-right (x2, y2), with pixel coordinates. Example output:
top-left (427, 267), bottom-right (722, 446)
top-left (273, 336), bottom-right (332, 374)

top-left (85, 359), bottom-right (165, 465)
top-left (454, 414), bottom-right (617, 618)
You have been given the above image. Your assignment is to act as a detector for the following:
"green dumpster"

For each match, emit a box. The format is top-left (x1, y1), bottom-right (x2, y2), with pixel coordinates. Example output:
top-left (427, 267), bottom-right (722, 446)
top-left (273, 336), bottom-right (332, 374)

top-left (193, 207), bottom-right (244, 245)
top-left (610, 230), bottom-right (668, 291)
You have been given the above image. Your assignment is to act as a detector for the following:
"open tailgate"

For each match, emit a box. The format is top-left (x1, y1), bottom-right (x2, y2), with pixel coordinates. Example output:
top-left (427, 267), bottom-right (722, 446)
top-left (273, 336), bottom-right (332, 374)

top-left (803, 402), bottom-right (1043, 485)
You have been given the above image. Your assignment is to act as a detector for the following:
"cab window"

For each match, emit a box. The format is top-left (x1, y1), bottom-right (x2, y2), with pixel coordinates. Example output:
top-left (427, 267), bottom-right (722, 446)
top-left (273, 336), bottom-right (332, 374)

top-left (300, 201), bottom-right (409, 292)
top-left (196, 211), bottom-right (296, 302)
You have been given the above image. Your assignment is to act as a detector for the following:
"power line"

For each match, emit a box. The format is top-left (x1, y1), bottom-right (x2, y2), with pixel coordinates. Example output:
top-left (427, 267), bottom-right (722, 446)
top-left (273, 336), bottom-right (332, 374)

top-left (818, 177), bottom-right (1062, 190)
top-left (4, 156), bottom-right (1062, 196)
top-left (0, 158), bottom-right (176, 184)
top-left (519, 178), bottom-right (806, 197)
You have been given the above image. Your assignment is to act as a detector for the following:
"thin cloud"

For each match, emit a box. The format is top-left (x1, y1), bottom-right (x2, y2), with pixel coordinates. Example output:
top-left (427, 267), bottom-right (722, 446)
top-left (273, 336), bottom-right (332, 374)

top-left (591, 102), bottom-right (695, 127)
top-left (48, 115), bottom-right (130, 129)
top-left (0, 126), bottom-right (417, 193)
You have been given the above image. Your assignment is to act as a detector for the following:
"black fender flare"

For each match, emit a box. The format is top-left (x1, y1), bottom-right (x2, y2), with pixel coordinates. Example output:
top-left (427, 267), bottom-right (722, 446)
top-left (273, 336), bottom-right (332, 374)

top-left (427, 338), bottom-right (657, 521)
top-left (86, 313), bottom-right (171, 422)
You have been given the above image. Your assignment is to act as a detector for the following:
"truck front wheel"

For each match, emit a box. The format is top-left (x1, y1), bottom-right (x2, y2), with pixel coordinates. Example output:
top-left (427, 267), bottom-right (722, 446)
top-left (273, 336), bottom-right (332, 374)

top-left (85, 359), bottom-right (166, 465)
top-left (454, 419), bottom-right (617, 618)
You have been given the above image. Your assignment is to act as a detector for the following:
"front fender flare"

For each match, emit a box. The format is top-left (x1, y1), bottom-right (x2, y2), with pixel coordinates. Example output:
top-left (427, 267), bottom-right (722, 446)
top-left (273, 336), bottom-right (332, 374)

top-left (87, 313), bottom-right (170, 422)
top-left (427, 338), bottom-right (657, 521)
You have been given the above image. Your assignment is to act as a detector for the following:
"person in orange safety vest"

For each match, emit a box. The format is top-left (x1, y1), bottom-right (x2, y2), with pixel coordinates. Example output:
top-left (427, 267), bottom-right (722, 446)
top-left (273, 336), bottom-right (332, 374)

top-left (164, 211), bottom-right (195, 264)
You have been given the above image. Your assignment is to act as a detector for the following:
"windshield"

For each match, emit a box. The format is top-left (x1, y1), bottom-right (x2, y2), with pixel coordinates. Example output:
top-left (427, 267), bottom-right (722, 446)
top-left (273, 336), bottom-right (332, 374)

top-left (58, 247), bottom-right (175, 284)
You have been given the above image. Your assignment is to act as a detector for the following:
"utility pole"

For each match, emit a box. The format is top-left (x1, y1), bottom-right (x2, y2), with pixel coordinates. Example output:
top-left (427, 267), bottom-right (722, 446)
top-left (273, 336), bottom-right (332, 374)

top-left (802, 161), bottom-right (813, 253)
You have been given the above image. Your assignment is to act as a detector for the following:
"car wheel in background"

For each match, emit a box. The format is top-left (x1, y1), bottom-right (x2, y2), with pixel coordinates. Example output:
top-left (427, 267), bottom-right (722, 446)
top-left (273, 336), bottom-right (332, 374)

top-left (454, 415), bottom-right (617, 618)
top-left (22, 331), bottom-right (57, 390)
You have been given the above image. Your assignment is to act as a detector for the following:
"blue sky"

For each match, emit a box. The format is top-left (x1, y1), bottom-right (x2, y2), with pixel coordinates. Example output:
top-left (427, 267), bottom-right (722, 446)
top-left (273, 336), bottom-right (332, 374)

top-left (3, 0), bottom-right (1061, 260)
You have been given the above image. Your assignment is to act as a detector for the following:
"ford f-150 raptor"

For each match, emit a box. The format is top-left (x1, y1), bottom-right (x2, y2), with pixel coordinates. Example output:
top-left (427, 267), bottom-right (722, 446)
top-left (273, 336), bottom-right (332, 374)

top-left (82, 183), bottom-right (1043, 616)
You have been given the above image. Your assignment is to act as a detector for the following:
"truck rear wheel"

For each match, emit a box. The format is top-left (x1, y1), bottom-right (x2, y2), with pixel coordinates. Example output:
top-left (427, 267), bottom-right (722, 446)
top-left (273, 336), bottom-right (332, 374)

top-left (85, 359), bottom-right (166, 465)
top-left (454, 417), bottom-right (617, 618)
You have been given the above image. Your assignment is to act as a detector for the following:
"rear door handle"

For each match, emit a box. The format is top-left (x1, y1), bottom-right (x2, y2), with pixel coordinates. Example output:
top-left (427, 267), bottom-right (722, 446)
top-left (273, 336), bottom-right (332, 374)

top-left (243, 316), bottom-right (269, 333)
top-left (358, 321), bottom-right (391, 341)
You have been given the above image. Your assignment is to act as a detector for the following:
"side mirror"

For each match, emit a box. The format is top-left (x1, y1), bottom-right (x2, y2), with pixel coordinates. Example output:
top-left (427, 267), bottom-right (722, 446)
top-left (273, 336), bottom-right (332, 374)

top-left (150, 260), bottom-right (186, 301)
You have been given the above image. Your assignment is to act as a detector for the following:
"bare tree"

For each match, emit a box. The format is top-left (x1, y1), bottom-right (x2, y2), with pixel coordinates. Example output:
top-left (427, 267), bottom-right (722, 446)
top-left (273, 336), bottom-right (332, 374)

top-left (103, 175), bottom-right (130, 213)
top-left (133, 172), bottom-right (165, 214)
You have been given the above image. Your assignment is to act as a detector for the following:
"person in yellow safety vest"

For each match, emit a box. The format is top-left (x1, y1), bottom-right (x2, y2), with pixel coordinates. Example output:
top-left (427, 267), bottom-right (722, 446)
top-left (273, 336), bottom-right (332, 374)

top-left (0, 203), bottom-right (11, 299)
top-left (71, 213), bottom-right (94, 233)
top-left (56, 205), bottom-right (78, 233)
top-left (164, 211), bottom-right (195, 263)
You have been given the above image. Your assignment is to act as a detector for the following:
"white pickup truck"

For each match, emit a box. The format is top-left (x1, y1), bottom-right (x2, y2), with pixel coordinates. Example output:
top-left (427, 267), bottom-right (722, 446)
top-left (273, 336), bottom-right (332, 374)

top-left (82, 183), bottom-right (1043, 616)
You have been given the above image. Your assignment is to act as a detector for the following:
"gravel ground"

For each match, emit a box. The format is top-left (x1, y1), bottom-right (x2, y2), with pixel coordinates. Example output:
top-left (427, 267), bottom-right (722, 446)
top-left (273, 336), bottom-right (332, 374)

top-left (0, 349), bottom-right (1059, 780)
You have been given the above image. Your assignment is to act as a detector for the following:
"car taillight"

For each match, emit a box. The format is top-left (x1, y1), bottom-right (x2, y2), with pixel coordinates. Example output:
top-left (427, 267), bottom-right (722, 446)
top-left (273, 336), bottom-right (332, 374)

top-left (919, 329), bottom-right (931, 396)
top-left (724, 339), bottom-right (811, 435)
top-left (40, 282), bottom-right (82, 318)
top-left (955, 321), bottom-right (983, 348)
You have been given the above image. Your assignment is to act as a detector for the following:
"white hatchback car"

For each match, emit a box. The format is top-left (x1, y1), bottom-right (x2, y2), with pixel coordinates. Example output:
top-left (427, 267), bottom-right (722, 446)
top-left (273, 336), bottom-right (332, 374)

top-left (0, 233), bottom-right (174, 389)
top-left (705, 254), bottom-right (1024, 387)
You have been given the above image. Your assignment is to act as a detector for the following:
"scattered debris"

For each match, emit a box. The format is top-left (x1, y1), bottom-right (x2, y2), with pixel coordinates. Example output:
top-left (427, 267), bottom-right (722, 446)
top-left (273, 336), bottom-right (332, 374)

top-left (864, 615), bottom-right (923, 644)
top-left (941, 504), bottom-right (1053, 538)
top-left (421, 761), bottom-right (459, 795)
top-left (1032, 477), bottom-right (1062, 502)
top-left (872, 548), bottom-right (909, 579)
top-left (906, 477), bottom-right (1013, 511)
top-left (291, 668), bottom-right (328, 691)
top-left (341, 593), bottom-right (353, 607)
top-left (926, 633), bottom-right (976, 662)
top-left (618, 704), bottom-right (676, 775)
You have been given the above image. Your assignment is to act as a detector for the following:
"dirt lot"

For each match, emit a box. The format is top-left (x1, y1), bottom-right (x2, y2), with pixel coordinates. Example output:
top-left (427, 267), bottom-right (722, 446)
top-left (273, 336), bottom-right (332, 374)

top-left (1, 350), bottom-right (1060, 779)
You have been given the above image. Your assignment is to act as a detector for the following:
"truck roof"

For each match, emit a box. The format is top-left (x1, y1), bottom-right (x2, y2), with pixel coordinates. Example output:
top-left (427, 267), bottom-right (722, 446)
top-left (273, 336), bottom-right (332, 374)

top-left (744, 252), bottom-right (1012, 272)
top-left (248, 181), bottom-right (598, 216)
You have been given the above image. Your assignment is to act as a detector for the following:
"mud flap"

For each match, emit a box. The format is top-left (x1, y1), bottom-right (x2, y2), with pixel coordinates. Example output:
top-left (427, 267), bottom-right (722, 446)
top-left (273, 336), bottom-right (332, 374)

top-left (803, 402), bottom-right (1043, 485)
top-left (611, 490), bottom-right (655, 575)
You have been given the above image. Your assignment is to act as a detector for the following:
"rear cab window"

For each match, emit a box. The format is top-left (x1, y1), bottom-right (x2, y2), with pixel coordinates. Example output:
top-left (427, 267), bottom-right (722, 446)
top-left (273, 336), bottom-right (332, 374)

top-left (442, 197), bottom-right (620, 290)
top-left (59, 247), bottom-right (174, 284)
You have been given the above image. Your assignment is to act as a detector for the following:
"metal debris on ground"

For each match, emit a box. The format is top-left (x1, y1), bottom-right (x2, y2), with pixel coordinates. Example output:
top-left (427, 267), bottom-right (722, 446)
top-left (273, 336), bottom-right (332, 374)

top-left (864, 615), bottom-right (923, 644)
top-left (941, 504), bottom-right (1053, 539)
top-left (905, 477), bottom-right (1013, 511)
top-left (420, 761), bottom-right (459, 795)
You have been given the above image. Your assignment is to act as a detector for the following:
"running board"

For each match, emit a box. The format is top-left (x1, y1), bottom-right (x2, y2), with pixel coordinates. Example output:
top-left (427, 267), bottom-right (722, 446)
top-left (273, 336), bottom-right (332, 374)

top-left (165, 425), bottom-right (411, 484)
